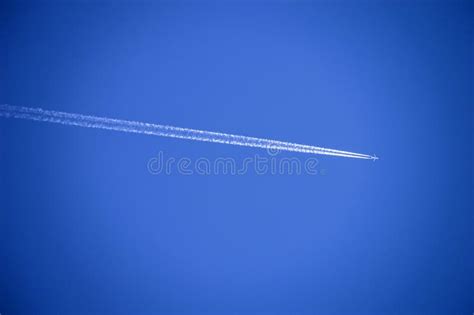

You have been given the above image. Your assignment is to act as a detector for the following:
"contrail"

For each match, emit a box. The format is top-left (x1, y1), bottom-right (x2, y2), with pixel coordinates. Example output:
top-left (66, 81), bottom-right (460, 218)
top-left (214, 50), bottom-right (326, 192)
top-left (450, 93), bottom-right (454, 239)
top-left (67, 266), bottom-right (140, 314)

top-left (0, 104), bottom-right (377, 160)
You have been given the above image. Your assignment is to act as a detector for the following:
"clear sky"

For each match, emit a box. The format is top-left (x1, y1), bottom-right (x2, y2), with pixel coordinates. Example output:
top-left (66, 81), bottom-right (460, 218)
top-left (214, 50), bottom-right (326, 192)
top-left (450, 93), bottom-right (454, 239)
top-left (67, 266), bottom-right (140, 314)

top-left (1, 1), bottom-right (472, 314)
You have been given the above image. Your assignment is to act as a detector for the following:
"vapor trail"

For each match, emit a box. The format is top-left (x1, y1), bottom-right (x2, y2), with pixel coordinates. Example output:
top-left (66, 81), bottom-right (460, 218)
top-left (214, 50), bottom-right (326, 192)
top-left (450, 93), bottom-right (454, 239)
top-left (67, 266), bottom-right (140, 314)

top-left (0, 104), bottom-right (377, 160)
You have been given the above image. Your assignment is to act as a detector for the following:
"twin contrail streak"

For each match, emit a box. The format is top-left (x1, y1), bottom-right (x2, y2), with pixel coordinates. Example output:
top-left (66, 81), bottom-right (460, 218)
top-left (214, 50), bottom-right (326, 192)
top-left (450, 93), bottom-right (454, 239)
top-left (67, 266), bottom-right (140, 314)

top-left (0, 104), bottom-right (377, 160)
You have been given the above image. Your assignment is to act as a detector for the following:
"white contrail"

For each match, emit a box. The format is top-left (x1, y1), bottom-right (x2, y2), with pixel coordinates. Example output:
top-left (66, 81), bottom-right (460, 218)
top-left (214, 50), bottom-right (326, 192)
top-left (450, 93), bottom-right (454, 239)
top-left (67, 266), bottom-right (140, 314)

top-left (0, 104), bottom-right (377, 160)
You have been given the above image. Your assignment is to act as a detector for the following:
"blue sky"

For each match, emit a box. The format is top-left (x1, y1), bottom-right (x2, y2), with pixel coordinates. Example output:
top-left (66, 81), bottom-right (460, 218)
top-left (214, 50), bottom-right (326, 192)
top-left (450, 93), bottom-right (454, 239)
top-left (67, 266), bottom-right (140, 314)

top-left (0, 1), bottom-right (472, 314)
